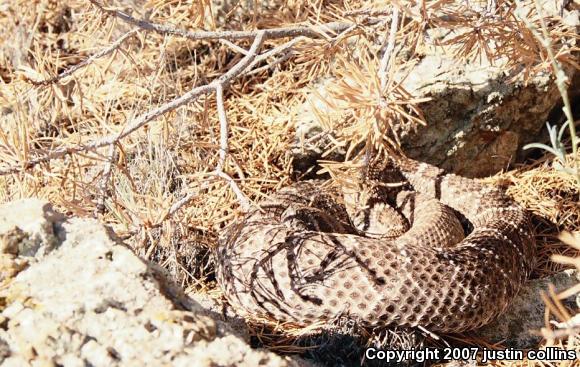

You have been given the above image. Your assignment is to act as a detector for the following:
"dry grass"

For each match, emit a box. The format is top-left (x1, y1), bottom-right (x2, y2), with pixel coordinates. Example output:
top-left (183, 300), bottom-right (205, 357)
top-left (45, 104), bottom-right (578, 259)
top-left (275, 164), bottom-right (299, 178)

top-left (484, 155), bottom-right (580, 367)
top-left (487, 153), bottom-right (580, 277)
top-left (0, 0), bottom-right (579, 365)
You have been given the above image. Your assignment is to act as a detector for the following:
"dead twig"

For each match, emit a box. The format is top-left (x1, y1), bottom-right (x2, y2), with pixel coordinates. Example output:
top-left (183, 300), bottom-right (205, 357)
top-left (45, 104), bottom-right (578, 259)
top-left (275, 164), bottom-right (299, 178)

top-left (215, 83), bottom-right (229, 173)
top-left (26, 28), bottom-right (139, 86)
top-left (213, 82), bottom-right (250, 209)
top-left (245, 51), bottom-right (294, 77)
top-left (243, 37), bottom-right (305, 76)
top-left (0, 32), bottom-right (267, 177)
top-left (94, 144), bottom-right (118, 217)
top-left (87, 0), bottom-right (380, 41)
top-left (378, 6), bottom-right (400, 90)
top-left (211, 170), bottom-right (250, 211)
top-left (213, 83), bottom-right (251, 211)
top-left (220, 39), bottom-right (250, 55)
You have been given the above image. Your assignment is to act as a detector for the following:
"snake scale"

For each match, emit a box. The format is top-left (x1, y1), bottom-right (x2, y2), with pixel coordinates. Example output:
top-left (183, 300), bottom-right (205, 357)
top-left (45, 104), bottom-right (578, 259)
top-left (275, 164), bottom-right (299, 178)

top-left (216, 155), bottom-right (536, 333)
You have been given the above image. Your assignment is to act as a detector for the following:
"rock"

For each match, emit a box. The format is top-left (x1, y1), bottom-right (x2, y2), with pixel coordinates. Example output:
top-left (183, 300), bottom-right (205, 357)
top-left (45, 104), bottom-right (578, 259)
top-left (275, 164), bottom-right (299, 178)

top-left (292, 6), bottom-right (578, 178)
top-left (0, 199), bottom-right (309, 367)
top-left (0, 199), bottom-right (63, 257)
top-left (392, 52), bottom-right (573, 178)
top-left (474, 270), bottom-right (580, 349)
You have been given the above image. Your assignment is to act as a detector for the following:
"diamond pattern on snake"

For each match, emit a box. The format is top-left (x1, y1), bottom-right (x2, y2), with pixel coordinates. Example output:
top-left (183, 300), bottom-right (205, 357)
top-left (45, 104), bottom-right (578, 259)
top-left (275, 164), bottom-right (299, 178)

top-left (216, 154), bottom-right (536, 333)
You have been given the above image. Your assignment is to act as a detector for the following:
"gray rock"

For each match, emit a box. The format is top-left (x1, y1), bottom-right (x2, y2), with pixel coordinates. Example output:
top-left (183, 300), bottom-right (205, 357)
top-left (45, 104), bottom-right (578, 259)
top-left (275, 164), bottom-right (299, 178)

top-left (0, 199), bottom-right (63, 257)
top-left (292, 7), bottom-right (578, 178)
top-left (0, 199), bottom-right (310, 367)
top-left (475, 270), bottom-right (580, 349)
top-left (393, 51), bottom-right (573, 178)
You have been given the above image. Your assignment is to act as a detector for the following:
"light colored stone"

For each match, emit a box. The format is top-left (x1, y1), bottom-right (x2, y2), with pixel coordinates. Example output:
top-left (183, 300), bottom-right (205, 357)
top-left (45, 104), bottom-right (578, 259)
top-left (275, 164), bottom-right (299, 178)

top-left (0, 198), bottom-right (63, 257)
top-left (392, 46), bottom-right (568, 177)
top-left (0, 199), bottom-right (307, 367)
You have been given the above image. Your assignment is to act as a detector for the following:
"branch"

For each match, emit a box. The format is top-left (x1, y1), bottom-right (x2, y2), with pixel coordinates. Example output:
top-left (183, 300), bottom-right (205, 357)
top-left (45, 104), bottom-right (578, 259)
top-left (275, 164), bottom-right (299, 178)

top-left (161, 192), bottom-right (198, 225)
top-left (0, 32), bottom-right (266, 176)
top-left (215, 83), bottom-right (228, 173)
top-left (88, 0), bottom-right (380, 41)
top-left (213, 81), bottom-right (252, 212)
top-left (379, 6), bottom-right (400, 90)
top-left (214, 31), bottom-right (266, 86)
top-left (243, 36), bottom-right (304, 76)
top-left (128, 170), bottom-right (250, 237)
top-left (245, 50), bottom-right (293, 77)
top-left (212, 171), bottom-right (251, 211)
top-left (94, 144), bottom-right (117, 216)
top-left (27, 28), bottom-right (139, 86)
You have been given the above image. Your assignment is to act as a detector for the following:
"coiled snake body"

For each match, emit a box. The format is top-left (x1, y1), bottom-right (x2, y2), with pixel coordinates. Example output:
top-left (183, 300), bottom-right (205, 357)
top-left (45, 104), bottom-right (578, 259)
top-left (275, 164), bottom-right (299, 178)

top-left (216, 156), bottom-right (536, 332)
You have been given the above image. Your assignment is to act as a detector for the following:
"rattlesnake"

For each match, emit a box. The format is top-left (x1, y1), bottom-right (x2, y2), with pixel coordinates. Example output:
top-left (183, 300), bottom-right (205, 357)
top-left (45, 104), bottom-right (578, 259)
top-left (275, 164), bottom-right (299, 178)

top-left (216, 154), bottom-right (536, 333)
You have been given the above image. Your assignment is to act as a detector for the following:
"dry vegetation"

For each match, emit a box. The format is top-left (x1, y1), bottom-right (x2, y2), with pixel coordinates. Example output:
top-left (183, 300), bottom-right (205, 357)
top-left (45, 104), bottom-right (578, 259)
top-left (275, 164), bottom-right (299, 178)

top-left (0, 0), bottom-right (579, 365)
